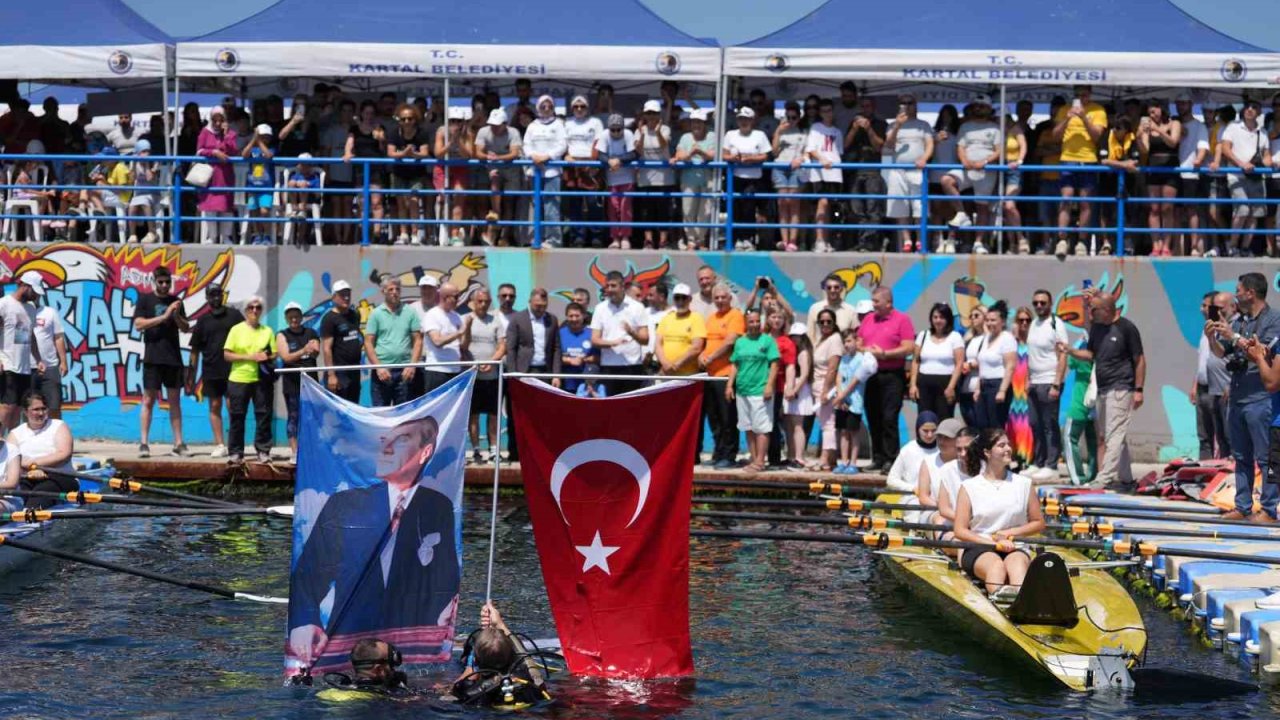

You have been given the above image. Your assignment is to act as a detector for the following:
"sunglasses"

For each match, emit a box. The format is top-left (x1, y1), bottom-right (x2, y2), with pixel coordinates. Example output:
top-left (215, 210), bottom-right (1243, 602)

top-left (246, 305), bottom-right (263, 311)
top-left (1016, 317), bottom-right (1031, 323)
top-left (499, 294), bottom-right (515, 299)
top-left (1032, 300), bottom-right (1049, 306)
top-left (335, 289), bottom-right (352, 296)
top-left (155, 278), bottom-right (171, 285)
top-left (398, 117), bottom-right (415, 122)
top-left (572, 105), bottom-right (587, 110)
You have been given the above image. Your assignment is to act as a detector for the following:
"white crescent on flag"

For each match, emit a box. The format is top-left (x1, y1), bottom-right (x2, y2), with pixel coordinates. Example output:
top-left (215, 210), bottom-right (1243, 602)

top-left (549, 439), bottom-right (651, 528)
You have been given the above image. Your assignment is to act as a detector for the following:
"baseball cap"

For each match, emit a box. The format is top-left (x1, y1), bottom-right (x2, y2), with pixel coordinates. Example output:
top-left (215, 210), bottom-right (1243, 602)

top-left (736, 106), bottom-right (755, 119)
top-left (332, 280), bottom-right (351, 294)
top-left (672, 283), bottom-right (692, 297)
top-left (284, 301), bottom-right (304, 314)
top-left (487, 108), bottom-right (508, 125)
top-left (1174, 92), bottom-right (1193, 103)
top-left (971, 94), bottom-right (992, 106)
top-left (690, 109), bottom-right (709, 123)
top-left (788, 321), bottom-right (807, 336)
top-left (570, 95), bottom-right (589, 108)
top-left (418, 275), bottom-right (439, 288)
top-left (19, 270), bottom-right (46, 296)
top-left (607, 113), bottom-right (625, 129)
top-left (255, 123), bottom-right (273, 136)
top-left (448, 107), bottom-right (467, 121)
top-left (936, 418), bottom-right (966, 438)
top-left (854, 299), bottom-right (874, 315)
top-left (298, 152), bottom-right (313, 160)
top-left (101, 146), bottom-right (119, 157)
top-left (642, 99), bottom-right (662, 114)
top-left (134, 139), bottom-right (151, 153)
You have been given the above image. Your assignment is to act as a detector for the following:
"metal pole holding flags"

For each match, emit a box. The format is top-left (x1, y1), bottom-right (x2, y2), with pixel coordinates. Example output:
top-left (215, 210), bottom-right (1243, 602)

top-left (484, 363), bottom-right (505, 603)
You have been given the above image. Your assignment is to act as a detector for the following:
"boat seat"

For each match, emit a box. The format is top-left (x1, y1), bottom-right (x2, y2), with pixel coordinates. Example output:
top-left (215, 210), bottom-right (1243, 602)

top-left (1224, 593), bottom-right (1272, 647)
top-left (1240, 611), bottom-right (1280, 663)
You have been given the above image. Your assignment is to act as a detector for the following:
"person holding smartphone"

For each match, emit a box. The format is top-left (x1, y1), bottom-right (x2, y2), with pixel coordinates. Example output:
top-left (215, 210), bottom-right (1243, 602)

top-left (1193, 291), bottom-right (1233, 460)
top-left (1051, 85), bottom-right (1108, 256)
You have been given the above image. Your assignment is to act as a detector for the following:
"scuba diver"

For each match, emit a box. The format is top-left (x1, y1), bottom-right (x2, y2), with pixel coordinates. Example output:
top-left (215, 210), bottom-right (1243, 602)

top-left (316, 638), bottom-right (414, 700)
top-left (447, 601), bottom-right (554, 709)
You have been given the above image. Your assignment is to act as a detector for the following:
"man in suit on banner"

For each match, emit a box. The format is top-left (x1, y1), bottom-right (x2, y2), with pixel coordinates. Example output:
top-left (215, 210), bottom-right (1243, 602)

top-left (287, 414), bottom-right (460, 674)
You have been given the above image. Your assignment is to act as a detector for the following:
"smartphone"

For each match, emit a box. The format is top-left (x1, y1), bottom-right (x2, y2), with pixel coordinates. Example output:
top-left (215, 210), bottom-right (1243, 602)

top-left (757, 276), bottom-right (770, 289)
top-left (898, 104), bottom-right (907, 115)
top-left (1208, 305), bottom-right (1221, 321)
top-left (1082, 278), bottom-right (1093, 290)
top-left (1071, 98), bottom-right (1083, 112)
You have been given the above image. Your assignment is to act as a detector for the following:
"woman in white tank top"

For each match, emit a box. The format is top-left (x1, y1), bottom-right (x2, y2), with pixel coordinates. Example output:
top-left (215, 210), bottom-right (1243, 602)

top-left (953, 429), bottom-right (1045, 595)
top-left (7, 392), bottom-right (74, 474)
top-left (915, 421), bottom-right (975, 534)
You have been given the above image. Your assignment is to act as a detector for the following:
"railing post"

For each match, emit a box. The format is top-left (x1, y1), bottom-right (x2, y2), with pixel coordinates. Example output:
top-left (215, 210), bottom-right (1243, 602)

top-left (918, 172), bottom-right (929, 254)
top-left (1116, 169), bottom-right (1126, 256)
top-left (171, 160), bottom-right (183, 244)
top-left (724, 168), bottom-right (735, 252)
top-left (360, 162), bottom-right (371, 246)
top-left (532, 169), bottom-right (544, 250)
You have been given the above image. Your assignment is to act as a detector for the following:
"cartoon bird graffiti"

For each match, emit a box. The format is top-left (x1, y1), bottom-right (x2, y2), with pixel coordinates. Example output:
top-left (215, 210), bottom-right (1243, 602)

top-left (951, 277), bottom-right (990, 332)
top-left (1055, 276), bottom-right (1127, 330)
top-left (13, 247), bottom-right (110, 286)
top-left (829, 261), bottom-right (882, 299)
top-left (369, 252), bottom-right (488, 307)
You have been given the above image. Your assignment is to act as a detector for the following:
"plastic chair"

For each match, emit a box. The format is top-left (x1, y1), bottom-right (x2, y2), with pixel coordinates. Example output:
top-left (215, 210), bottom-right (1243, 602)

top-left (282, 167), bottom-right (326, 246)
top-left (2, 166), bottom-right (48, 242)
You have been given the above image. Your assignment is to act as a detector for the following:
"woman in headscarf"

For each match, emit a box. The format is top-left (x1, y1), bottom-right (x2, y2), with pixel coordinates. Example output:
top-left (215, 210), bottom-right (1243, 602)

top-left (521, 95), bottom-right (567, 248)
top-left (195, 106), bottom-right (237, 243)
top-left (885, 410), bottom-right (940, 493)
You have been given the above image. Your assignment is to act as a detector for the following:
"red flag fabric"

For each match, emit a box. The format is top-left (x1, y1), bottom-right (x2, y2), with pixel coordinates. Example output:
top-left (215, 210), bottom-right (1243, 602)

top-left (510, 379), bottom-right (702, 679)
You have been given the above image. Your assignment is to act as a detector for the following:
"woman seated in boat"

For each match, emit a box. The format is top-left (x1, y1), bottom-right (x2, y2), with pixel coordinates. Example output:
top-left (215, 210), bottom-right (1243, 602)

top-left (0, 433), bottom-right (22, 513)
top-left (7, 391), bottom-right (77, 507)
top-left (885, 411), bottom-right (939, 493)
top-left (915, 419), bottom-right (975, 536)
top-left (952, 428), bottom-right (1045, 596)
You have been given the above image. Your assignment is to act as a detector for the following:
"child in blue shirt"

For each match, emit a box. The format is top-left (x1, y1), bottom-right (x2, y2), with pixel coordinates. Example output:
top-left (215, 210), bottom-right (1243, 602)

top-left (241, 123), bottom-right (276, 244)
top-left (829, 329), bottom-right (878, 474)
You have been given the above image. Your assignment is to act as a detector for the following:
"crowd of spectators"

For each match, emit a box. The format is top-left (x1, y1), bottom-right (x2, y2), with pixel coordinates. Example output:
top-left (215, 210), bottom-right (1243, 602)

top-left (8, 82), bottom-right (1280, 255)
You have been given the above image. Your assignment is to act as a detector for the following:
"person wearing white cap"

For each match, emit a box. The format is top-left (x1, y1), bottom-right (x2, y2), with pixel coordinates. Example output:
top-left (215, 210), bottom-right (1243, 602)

top-left (0, 272), bottom-right (44, 433)
top-left (940, 94), bottom-right (1001, 254)
top-left (434, 107), bottom-right (475, 246)
top-left (562, 95), bottom-right (605, 248)
top-left (634, 99), bottom-right (676, 249)
top-left (522, 95), bottom-right (568, 247)
top-left (674, 108), bottom-right (718, 249)
top-left (319, 280), bottom-right (365, 403)
top-left (594, 113), bottom-right (637, 248)
top-left (241, 122), bottom-right (278, 245)
top-left (475, 108), bottom-right (523, 245)
top-left (387, 103), bottom-right (435, 246)
top-left (656, 283), bottom-right (707, 379)
top-left (722, 106), bottom-right (772, 250)
top-left (1174, 92), bottom-right (1210, 256)
top-left (127, 138), bottom-right (161, 243)
top-left (277, 300), bottom-right (321, 462)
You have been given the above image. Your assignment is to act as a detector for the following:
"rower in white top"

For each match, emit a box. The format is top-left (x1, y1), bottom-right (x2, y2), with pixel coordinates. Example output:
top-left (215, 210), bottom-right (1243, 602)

top-left (952, 428), bottom-right (1046, 597)
top-left (6, 390), bottom-right (77, 509)
top-left (914, 419), bottom-right (975, 537)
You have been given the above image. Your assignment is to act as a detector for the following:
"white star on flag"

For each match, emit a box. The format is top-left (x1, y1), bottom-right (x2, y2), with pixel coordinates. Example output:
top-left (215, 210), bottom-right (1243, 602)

top-left (575, 531), bottom-right (621, 575)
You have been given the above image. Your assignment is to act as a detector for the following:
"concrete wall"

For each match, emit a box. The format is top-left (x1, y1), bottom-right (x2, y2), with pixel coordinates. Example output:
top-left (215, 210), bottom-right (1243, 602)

top-left (1, 243), bottom-right (1247, 460)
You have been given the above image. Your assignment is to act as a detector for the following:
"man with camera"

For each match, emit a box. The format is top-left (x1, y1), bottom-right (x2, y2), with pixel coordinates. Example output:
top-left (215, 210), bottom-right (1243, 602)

top-left (1207, 272), bottom-right (1280, 522)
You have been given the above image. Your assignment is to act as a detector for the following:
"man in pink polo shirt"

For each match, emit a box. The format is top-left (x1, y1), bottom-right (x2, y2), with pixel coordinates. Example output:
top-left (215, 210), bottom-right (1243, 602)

top-left (856, 286), bottom-right (916, 471)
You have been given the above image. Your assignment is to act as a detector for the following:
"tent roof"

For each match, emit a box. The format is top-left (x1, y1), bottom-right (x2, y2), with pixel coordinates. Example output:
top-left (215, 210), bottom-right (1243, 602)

top-left (177, 0), bottom-right (719, 80)
top-left (742, 0), bottom-right (1267, 53)
top-left (0, 0), bottom-right (171, 80)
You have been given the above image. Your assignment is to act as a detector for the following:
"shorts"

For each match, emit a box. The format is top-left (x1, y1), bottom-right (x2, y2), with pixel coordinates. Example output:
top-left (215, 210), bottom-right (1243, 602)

top-left (0, 371), bottom-right (31, 405)
top-left (143, 363), bottom-right (184, 392)
top-left (129, 194), bottom-right (156, 209)
top-left (1208, 176), bottom-right (1230, 200)
top-left (1227, 175), bottom-right (1267, 218)
top-left (808, 180), bottom-right (843, 197)
top-left (1180, 175), bottom-right (1208, 199)
top-left (1057, 162), bottom-right (1099, 192)
top-left (1145, 168), bottom-right (1178, 189)
top-left (834, 408), bottom-right (863, 432)
top-left (433, 165), bottom-right (468, 192)
top-left (1005, 169), bottom-right (1023, 192)
top-left (471, 378), bottom-right (499, 414)
top-left (202, 377), bottom-right (229, 399)
top-left (946, 168), bottom-right (997, 198)
top-left (735, 394), bottom-right (774, 434)
top-left (961, 547), bottom-right (1031, 576)
top-left (245, 191), bottom-right (274, 211)
top-left (390, 174), bottom-right (428, 192)
top-left (771, 168), bottom-right (803, 189)
top-left (886, 168), bottom-right (924, 219)
top-left (100, 191), bottom-right (125, 210)
top-left (33, 366), bottom-right (62, 413)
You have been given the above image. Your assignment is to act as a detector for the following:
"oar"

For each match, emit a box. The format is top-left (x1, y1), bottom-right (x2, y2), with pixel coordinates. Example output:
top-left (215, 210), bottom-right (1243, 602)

top-left (691, 527), bottom-right (980, 552)
top-left (818, 494), bottom-right (937, 512)
top-left (5, 506), bottom-right (295, 522)
top-left (693, 479), bottom-right (881, 497)
top-left (693, 509), bottom-right (949, 534)
top-left (0, 533), bottom-right (286, 603)
top-left (1055, 520), bottom-right (1280, 543)
top-left (7, 489), bottom-right (226, 510)
top-left (1048, 497), bottom-right (1224, 516)
top-left (1043, 504), bottom-right (1269, 528)
top-left (35, 467), bottom-right (240, 508)
top-left (693, 496), bottom-right (891, 510)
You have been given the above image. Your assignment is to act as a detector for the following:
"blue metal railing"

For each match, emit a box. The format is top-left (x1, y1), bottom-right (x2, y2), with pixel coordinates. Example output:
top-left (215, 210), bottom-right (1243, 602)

top-left (1, 152), bottom-right (1277, 254)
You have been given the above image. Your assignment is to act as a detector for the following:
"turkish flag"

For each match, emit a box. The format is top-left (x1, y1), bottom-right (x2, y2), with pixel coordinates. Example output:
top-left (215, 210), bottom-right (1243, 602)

top-left (510, 378), bottom-right (701, 678)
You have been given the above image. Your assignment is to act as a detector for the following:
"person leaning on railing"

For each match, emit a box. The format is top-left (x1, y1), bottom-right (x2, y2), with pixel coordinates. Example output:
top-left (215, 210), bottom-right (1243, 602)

top-left (722, 107), bottom-right (771, 251)
top-left (1138, 98), bottom-right (1182, 257)
top-left (1212, 99), bottom-right (1271, 258)
top-left (1051, 85), bottom-right (1108, 258)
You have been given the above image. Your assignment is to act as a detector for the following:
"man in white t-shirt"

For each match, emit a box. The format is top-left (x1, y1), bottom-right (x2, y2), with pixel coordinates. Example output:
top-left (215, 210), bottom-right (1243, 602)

top-left (805, 99), bottom-right (845, 253)
top-left (941, 94), bottom-right (1002, 253)
top-left (1213, 99), bottom-right (1270, 257)
top-left (0, 272), bottom-right (43, 432)
top-left (722, 107), bottom-right (772, 250)
top-left (1025, 289), bottom-right (1069, 479)
top-left (562, 96), bottom-right (604, 248)
top-left (32, 301), bottom-right (67, 418)
top-left (883, 94), bottom-right (935, 252)
top-left (1174, 93), bottom-right (1210, 255)
top-left (590, 270), bottom-right (650, 395)
top-left (421, 282), bottom-right (472, 393)
top-left (806, 274), bottom-right (856, 344)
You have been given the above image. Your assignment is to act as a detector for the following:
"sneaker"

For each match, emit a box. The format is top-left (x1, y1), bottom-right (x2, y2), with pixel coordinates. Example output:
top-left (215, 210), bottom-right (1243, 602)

top-left (948, 211), bottom-right (972, 228)
top-left (786, 242), bottom-right (799, 252)
top-left (210, 444), bottom-right (228, 458)
top-left (834, 462), bottom-right (850, 474)
top-left (607, 240), bottom-right (620, 249)
top-left (410, 234), bottom-right (423, 246)
top-left (1054, 239), bottom-right (1069, 259)
top-left (471, 449), bottom-right (483, 465)
top-left (943, 239), bottom-right (957, 254)
top-left (1204, 246), bottom-right (1219, 258)
top-left (1024, 464), bottom-right (1041, 476)
top-left (479, 449), bottom-right (492, 464)
top-left (171, 443), bottom-right (189, 457)
top-left (1034, 466), bottom-right (1060, 483)
top-left (1100, 241), bottom-right (1113, 255)
top-left (142, 232), bottom-right (157, 244)
top-left (619, 239), bottom-right (631, 249)
top-left (449, 234), bottom-right (465, 247)
top-left (1259, 591), bottom-right (1280, 609)
top-left (256, 451), bottom-right (272, 463)
top-left (289, 450), bottom-right (297, 465)
top-left (712, 459), bottom-right (734, 470)
top-left (901, 239), bottom-right (914, 253)
top-left (973, 240), bottom-right (989, 255)
top-left (1073, 241), bottom-right (1088, 257)
top-left (677, 238), bottom-right (689, 250)
top-left (228, 455), bottom-right (244, 466)
top-left (127, 234), bottom-right (139, 244)
top-left (138, 443), bottom-right (150, 458)
top-left (1017, 238), bottom-right (1030, 255)
top-left (394, 234), bottom-right (409, 245)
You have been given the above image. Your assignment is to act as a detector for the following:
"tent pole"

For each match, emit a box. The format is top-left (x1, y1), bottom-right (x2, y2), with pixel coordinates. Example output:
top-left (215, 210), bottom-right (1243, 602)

top-left (997, 82), bottom-right (1006, 255)
top-left (442, 76), bottom-right (450, 247)
top-left (712, 48), bottom-right (726, 251)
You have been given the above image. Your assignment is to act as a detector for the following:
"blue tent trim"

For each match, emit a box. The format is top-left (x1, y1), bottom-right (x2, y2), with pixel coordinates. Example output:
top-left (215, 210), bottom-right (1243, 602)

top-left (741, 0), bottom-right (1267, 54)
top-left (3, 0), bottom-right (172, 46)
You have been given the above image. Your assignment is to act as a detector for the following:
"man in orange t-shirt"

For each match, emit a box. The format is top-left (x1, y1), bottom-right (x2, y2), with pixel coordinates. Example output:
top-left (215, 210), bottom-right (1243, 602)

top-left (698, 284), bottom-right (745, 468)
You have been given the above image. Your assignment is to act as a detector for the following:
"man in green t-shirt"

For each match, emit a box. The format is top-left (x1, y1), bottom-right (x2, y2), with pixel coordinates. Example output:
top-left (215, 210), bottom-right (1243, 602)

top-left (1063, 339), bottom-right (1097, 485)
top-left (363, 275), bottom-right (423, 407)
top-left (727, 309), bottom-right (779, 473)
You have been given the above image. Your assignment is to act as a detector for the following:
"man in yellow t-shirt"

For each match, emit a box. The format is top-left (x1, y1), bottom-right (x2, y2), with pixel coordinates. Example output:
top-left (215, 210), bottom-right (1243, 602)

top-left (1051, 85), bottom-right (1108, 255)
top-left (656, 284), bottom-right (707, 377)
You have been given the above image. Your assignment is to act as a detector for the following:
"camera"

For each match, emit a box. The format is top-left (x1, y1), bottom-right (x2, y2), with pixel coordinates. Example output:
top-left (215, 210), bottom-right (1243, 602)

top-left (1225, 350), bottom-right (1250, 374)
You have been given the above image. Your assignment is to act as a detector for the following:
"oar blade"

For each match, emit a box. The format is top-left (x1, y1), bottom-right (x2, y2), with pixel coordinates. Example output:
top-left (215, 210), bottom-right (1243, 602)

top-left (1129, 668), bottom-right (1257, 702)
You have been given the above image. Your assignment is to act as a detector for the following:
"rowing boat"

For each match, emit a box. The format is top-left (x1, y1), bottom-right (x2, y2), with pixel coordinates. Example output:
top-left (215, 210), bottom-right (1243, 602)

top-left (0, 462), bottom-right (112, 577)
top-left (873, 494), bottom-right (1147, 691)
